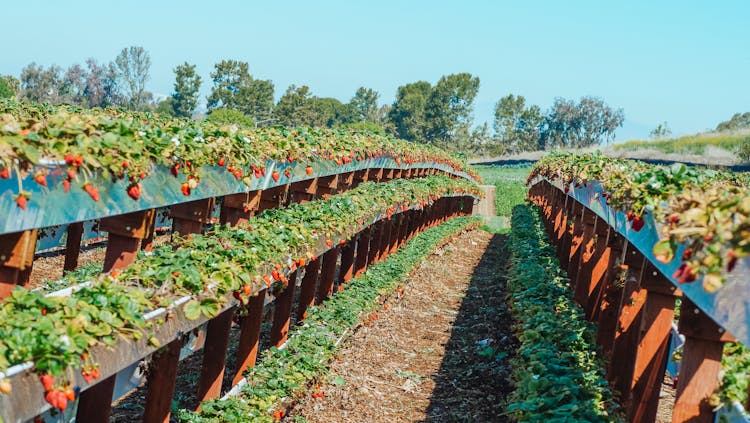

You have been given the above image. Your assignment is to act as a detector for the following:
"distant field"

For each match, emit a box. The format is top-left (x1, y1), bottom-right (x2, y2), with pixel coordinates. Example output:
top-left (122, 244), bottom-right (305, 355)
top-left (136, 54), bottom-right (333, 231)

top-left (473, 164), bottom-right (530, 232)
top-left (614, 130), bottom-right (750, 158)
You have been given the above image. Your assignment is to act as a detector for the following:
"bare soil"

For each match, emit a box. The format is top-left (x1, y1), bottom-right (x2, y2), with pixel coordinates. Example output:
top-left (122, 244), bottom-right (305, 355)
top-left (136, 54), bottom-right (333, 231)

top-left (286, 229), bottom-right (515, 423)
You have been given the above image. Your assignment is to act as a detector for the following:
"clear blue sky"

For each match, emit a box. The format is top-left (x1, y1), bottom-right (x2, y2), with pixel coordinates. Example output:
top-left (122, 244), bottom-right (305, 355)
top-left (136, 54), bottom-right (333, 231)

top-left (2, 0), bottom-right (749, 141)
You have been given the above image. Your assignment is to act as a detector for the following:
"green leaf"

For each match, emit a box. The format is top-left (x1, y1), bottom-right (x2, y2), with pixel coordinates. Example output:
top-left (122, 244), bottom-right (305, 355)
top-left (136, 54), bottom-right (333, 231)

top-left (183, 299), bottom-right (201, 320)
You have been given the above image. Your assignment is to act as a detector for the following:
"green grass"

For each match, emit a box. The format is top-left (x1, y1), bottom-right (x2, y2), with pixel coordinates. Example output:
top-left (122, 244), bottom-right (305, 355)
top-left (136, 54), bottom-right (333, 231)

top-left (614, 130), bottom-right (750, 158)
top-left (473, 164), bottom-right (531, 229)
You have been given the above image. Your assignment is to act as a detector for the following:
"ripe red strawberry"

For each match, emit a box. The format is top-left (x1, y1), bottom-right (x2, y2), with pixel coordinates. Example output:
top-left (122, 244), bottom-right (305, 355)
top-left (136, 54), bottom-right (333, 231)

top-left (305, 166), bottom-right (313, 176)
top-left (271, 171), bottom-right (280, 182)
top-left (631, 216), bottom-right (644, 232)
top-left (84, 184), bottom-right (100, 201)
top-left (34, 173), bottom-right (47, 187)
top-left (40, 374), bottom-right (55, 391)
top-left (64, 153), bottom-right (75, 165)
top-left (271, 270), bottom-right (281, 281)
top-left (243, 284), bottom-right (252, 295)
top-left (64, 387), bottom-right (75, 401)
top-left (62, 179), bottom-right (71, 193)
top-left (667, 214), bottom-right (680, 224)
top-left (284, 169), bottom-right (291, 178)
top-left (233, 169), bottom-right (243, 180)
top-left (218, 158), bottom-right (226, 167)
top-left (16, 194), bottom-right (28, 210)
top-left (181, 183), bottom-right (190, 196)
top-left (233, 291), bottom-right (242, 300)
top-left (73, 155), bottom-right (84, 167)
top-left (171, 163), bottom-right (180, 177)
top-left (326, 239), bottom-right (333, 247)
top-left (626, 210), bottom-right (634, 222)
top-left (262, 275), bottom-right (272, 287)
top-left (127, 184), bottom-right (141, 200)
top-left (0, 168), bottom-right (9, 179)
top-left (67, 168), bottom-right (77, 179)
top-left (122, 160), bottom-right (129, 169)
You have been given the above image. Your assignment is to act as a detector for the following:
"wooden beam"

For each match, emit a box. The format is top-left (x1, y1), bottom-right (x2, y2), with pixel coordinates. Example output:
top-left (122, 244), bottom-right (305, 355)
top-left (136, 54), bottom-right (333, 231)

top-left (0, 229), bottom-right (37, 297)
top-left (232, 291), bottom-right (266, 386)
top-left (270, 271), bottom-right (298, 347)
top-left (143, 339), bottom-right (183, 423)
top-left (316, 248), bottom-right (338, 305)
top-left (196, 307), bottom-right (235, 406)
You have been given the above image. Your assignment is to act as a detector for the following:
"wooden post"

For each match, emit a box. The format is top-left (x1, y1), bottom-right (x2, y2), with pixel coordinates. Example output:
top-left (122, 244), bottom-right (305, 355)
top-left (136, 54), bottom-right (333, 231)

top-left (63, 222), bottom-right (84, 272)
top-left (596, 236), bottom-right (627, 355)
top-left (316, 175), bottom-right (338, 198)
top-left (74, 376), bottom-right (117, 422)
top-left (608, 247), bottom-right (646, 403)
top-left (558, 198), bottom-right (576, 269)
top-left (378, 218), bottom-right (393, 260)
top-left (289, 178), bottom-right (318, 204)
top-left (0, 229), bottom-right (37, 297)
top-left (569, 208), bottom-right (596, 290)
top-left (338, 240), bottom-right (355, 291)
top-left (232, 291), bottom-right (266, 386)
top-left (316, 248), bottom-right (338, 305)
top-left (672, 300), bottom-right (734, 423)
top-left (354, 230), bottom-right (370, 277)
top-left (259, 185), bottom-right (289, 211)
top-left (196, 307), bottom-right (235, 406)
top-left (565, 203), bottom-right (587, 281)
top-left (220, 191), bottom-right (260, 226)
top-left (368, 221), bottom-right (384, 265)
top-left (270, 270), bottom-right (299, 347)
top-left (628, 262), bottom-right (680, 422)
top-left (143, 339), bottom-right (183, 423)
top-left (574, 218), bottom-right (610, 316)
top-left (170, 198), bottom-right (214, 236)
top-left (297, 258), bottom-right (321, 321)
top-left (140, 210), bottom-right (158, 251)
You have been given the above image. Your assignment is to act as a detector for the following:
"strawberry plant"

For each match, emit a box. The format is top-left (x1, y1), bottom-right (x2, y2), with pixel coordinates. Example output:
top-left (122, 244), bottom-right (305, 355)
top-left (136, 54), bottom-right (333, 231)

top-left (505, 205), bottom-right (620, 422)
top-left (529, 152), bottom-right (750, 292)
top-left (179, 217), bottom-right (481, 422)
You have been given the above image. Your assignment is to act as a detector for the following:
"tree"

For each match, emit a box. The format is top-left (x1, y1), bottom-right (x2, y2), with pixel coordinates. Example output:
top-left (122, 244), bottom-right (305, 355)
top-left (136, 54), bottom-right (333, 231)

top-left (0, 76), bottom-right (18, 99)
top-left (170, 62), bottom-right (201, 118)
top-left (114, 46), bottom-right (152, 110)
top-left (155, 98), bottom-right (177, 117)
top-left (61, 64), bottom-right (87, 105)
top-left (493, 94), bottom-right (543, 153)
top-left (19, 63), bottom-right (65, 104)
top-left (650, 121), bottom-right (672, 139)
top-left (424, 73), bottom-right (480, 144)
top-left (84, 59), bottom-right (120, 108)
top-left (349, 87), bottom-right (380, 123)
top-left (308, 97), bottom-right (351, 127)
top-left (274, 85), bottom-right (316, 127)
top-left (540, 96), bottom-right (624, 149)
top-left (388, 81), bottom-right (432, 141)
top-left (205, 108), bottom-right (255, 128)
top-left (207, 60), bottom-right (274, 121)
top-left (716, 112), bottom-right (750, 132)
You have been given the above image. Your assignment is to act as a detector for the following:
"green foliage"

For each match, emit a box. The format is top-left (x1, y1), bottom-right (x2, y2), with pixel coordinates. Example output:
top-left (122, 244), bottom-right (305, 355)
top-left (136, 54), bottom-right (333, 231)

top-left (474, 164), bottom-right (530, 217)
top-left (649, 121), bottom-right (672, 139)
top-left (493, 94), bottom-right (543, 153)
top-left (171, 62), bottom-right (202, 118)
top-left (388, 81), bottom-right (431, 141)
top-left (207, 60), bottom-right (274, 121)
top-left (155, 98), bottom-right (177, 117)
top-left (114, 46), bottom-right (152, 111)
top-left (181, 216), bottom-right (481, 422)
top-left (274, 85), bottom-right (316, 127)
top-left (540, 96), bottom-right (624, 149)
top-left (506, 205), bottom-right (620, 422)
top-left (0, 76), bottom-right (17, 99)
top-left (308, 97), bottom-right (352, 127)
top-left (348, 87), bottom-right (380, 123)
top-left (738, 139), bottom-right (750, 162)
top-left (424, 73), bottom-right (480, 145)
top-left (205, 107), bottom-right (255, 127)
top-left (716, 112), bottom-right (750, 132)
top-left (615, 131), bottom-right (750, 158)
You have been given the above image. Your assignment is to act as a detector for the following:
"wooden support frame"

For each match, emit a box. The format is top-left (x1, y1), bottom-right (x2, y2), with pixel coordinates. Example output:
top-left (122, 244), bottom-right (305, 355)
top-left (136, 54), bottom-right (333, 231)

top-left (338, 240), bottom-right (355, 291)
top-left (220, 190), bottom-right (261, 226)
top-left (297, 258), bottom-right (321, 321)
top-left (63, 222), bottom-right (84, 272)
top-left (143, 338), bottom-right (184, 423)
top-left (270, 271), bottom-right (299, 347)
top-left (196, 307), bottom-right (235, 406)
top-left (316, 248), bottom-right (338, 305)
top-left (170, 198), bottom-right (215, 236)
top-left (0, 229), bottom-right (37, 297)
top-left (232, 290), bottom-right (267, 386)
top-left (354, 230), bottom-right (370, 277)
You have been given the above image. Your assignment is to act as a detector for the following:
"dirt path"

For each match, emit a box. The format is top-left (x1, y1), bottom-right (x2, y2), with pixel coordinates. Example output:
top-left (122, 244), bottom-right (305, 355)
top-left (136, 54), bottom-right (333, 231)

top-left (287, 229), bottom-right (515, 423)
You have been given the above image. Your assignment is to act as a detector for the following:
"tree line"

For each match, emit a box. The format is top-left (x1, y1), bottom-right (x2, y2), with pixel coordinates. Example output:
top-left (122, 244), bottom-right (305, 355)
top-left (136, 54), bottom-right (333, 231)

top-left (0, 45), bottom-right (629, 155)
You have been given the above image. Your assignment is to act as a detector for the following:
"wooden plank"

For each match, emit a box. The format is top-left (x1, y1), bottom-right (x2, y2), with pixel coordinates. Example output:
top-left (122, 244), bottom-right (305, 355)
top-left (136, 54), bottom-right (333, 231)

top-left (574, 219), bottom-right (610, 316)
top-left (270, 271), bottom-right (298, 347)
top-left (143, 339), bottom-right (183, 423)
top-left (628, 284), bottom-right (676, 422)
top-left (569, 208), bottom-right (596, 290)
top-left (378, 219), bottom-right (393, 261)
top-left (297, 259), bottom-right (321, 321)
top-left (63, 222), bottom-right (84, 272)
top-left (140, 210), bottom-right (157, 251)
top-left (101, 210), bottom-right (155, 273)
top-left (609, 252), bottom-right (645, 403)
top-left (596, 237), bottom-right (628, 355)
top-left (232, 291), bottom-right (266, 386)
top-left (0, 229), bottom-right (37, 297)
top-left (566, 202), bottom-right (586, 279)
top-left (75, 375), bottom-right (117, 422)
top-left (338, 240), bottom-right (355, 291)
top-left (170, 198), bottom-right (214, 236)
top-left (354, 231), bottom-right (370, 277)
top-left (368, 221), bottom-right (383, 265)
top-left (196, 307), bottom-right (235, 406)
top-left (316, 249), bottom-right (338, 305)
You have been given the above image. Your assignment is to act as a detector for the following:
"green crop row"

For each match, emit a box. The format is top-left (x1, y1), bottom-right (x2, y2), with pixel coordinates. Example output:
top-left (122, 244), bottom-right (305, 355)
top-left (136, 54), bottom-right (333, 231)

top-left (505, 204), bottom-right (621, 422)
